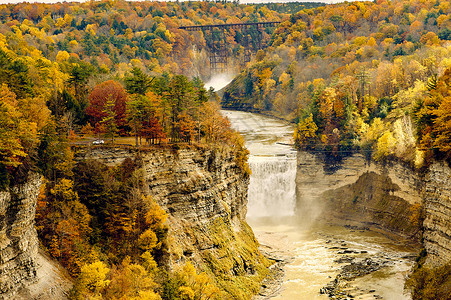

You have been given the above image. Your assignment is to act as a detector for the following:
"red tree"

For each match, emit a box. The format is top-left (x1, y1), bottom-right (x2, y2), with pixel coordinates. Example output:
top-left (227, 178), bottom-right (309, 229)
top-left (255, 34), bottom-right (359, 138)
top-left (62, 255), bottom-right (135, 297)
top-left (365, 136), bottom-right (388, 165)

top-left (141, 116), bottom-right (165, 145)
top-left (86, 80), bottom-right (128, 130)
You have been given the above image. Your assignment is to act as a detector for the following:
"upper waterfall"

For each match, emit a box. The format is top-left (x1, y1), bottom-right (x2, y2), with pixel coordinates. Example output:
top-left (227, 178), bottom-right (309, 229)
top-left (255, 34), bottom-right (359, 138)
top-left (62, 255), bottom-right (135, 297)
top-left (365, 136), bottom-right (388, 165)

top-left (222, 110), bottom-right (297, 218)
top-left (247, 154), bottom-right (297, 217)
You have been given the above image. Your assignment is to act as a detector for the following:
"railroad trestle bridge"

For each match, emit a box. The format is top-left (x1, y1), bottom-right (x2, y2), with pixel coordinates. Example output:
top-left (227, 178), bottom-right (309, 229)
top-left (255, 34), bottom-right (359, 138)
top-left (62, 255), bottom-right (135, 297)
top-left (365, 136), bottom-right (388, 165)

top-left (179, 21), bottom-right (280, 74)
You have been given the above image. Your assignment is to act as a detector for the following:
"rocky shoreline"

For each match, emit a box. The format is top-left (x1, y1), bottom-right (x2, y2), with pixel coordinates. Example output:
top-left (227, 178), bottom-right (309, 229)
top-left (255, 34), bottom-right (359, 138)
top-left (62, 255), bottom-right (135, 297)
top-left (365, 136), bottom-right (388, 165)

top-left (250, 224), bottom-right (417, 300)
top-left (320, 235), bottom-right (417, 300)
top-left (253, 250), bottom-right (290, 299)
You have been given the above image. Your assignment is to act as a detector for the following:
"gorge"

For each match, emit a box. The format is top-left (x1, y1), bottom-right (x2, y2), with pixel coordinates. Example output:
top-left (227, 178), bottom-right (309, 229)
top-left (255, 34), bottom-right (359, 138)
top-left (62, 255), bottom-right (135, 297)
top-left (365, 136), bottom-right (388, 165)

top-left (1, 109), bottom-right (451, 299)
top-left (0, 0), bottom-right (450, 298)
top-left (226, 109), bottom-right (450, 299)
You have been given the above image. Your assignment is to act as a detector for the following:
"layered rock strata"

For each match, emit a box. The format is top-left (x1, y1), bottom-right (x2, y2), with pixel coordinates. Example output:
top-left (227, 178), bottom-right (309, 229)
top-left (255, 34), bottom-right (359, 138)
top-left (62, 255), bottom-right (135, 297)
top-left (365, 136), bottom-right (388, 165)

top-left (75, 145), bottom-right (269, 299)
top-left (296, 152), bottom-right (423, 243)
top-left (297, 151), bottom-right (451, 266)
top-left (0, 174), bottom-right (40, 299)
top-left (423, 161), bottom-right (451, 266)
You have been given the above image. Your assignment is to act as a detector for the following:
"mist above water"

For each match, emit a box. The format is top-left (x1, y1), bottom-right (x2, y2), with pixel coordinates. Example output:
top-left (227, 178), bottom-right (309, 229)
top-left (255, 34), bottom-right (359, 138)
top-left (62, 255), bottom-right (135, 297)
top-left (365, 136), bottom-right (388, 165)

top-left (222, 110), bottom-right (297, 218)
top-left (225, 110), bottom-right (414, 299)
top-left (247, 155), bottom-right (297, 218)
top-left (204, 73), bottom-right (235, 92)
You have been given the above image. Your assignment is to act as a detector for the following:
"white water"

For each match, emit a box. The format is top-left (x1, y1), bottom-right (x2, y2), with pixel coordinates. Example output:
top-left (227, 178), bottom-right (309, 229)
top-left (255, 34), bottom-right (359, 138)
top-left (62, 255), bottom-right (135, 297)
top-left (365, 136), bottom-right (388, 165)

top-left (222, 110), bottom-right (297, 218)
top-left (224, 109), bottom-right (416, 300)
top-left (204, 73), bottom-right (236, 91)
top-left (248, 155), bottom-right (297, 217)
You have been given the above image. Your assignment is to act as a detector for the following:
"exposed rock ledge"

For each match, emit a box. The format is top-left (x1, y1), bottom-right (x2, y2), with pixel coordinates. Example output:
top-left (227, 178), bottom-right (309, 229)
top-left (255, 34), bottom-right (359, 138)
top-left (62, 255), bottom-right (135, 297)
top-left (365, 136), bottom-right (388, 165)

top-left (0, 174), bottom-right (72, 300)
top-left (75, 145), bottom-right (270, 299)
top-left (296, 152), bottom-right (423, 244)
top-left (0, 173), bottom-right (41, 299)
top-left (296, 151), bottom-right (451, 267)
top-left (423, 161), bottom-right (451, 267)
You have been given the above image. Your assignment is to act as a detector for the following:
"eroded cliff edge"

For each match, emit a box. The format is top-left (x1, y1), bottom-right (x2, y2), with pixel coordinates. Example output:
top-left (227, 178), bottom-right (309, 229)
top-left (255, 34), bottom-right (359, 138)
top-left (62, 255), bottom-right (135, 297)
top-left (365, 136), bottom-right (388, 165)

top-left (423, 161), bottom-right (451, 267)
top-left (0, 174), bottom-right (72, 300)
top-left (0, 173), bottom-right (40, 299)
top-left (75, 145), bottom-right (270, 299)
top-left (296, 151), bottom-right (451, 267)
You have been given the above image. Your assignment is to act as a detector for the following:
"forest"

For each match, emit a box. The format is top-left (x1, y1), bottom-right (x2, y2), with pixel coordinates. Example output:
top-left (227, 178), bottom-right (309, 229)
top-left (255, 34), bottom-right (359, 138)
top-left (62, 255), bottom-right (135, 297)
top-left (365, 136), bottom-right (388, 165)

top-left (0, 0), bottom-right (281, 298)
top-left (222, 0), bottom-right (451, 168)
top-left (1, 0), bottom-right (450, 298)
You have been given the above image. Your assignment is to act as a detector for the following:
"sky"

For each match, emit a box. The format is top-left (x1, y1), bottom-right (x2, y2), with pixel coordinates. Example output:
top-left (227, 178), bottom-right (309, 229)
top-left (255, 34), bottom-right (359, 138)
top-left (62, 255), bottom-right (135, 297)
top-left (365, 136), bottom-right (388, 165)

top-left (1, 0), bottom-right (348, 5)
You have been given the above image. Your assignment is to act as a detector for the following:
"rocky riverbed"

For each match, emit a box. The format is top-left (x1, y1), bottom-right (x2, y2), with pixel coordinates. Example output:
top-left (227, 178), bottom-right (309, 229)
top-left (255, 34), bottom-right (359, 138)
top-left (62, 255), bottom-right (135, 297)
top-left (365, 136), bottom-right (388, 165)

top-left (249, 222), bottom-right (417, 300)
top-left (319, 232), bottom-right (416, 300)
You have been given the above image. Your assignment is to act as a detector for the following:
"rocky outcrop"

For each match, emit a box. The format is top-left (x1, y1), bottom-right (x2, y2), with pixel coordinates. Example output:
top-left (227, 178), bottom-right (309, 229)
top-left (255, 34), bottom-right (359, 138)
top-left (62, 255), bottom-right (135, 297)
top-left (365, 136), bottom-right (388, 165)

top-left (0, 173), bottom-right (73, 300)
top-left (321, 171), bottom-right (422, 241)
top-left (423, 161), bottom-right (451, 267)
top-left (297, 151), bottom-right (451, 265)
top-left (75, 145), bottom-right (270, 299)
top-left (0, 174), bottom-right (40, 299)
top-left (296, 152), bottom-right (423, 243)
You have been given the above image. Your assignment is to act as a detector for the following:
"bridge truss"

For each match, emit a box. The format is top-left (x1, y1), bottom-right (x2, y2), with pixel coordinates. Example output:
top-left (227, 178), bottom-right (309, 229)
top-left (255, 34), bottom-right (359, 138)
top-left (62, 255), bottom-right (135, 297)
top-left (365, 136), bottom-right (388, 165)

top-left (179, 21), bottom-right (281, 74)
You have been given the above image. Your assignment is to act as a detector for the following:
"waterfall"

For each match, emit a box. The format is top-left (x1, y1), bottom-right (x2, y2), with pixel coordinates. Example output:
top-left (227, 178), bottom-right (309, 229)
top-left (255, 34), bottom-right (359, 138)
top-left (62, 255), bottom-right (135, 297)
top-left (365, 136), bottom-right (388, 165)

top-left (247, 153), bottom-right (297, 218)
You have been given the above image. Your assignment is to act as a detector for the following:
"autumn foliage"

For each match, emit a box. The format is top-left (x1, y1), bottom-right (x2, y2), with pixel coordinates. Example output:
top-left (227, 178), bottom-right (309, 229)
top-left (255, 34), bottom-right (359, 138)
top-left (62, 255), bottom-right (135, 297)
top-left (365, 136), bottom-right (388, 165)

top-left (223, 0), bottom-right (451, 166)
top-left (86, 80), bottom-right (128, 130)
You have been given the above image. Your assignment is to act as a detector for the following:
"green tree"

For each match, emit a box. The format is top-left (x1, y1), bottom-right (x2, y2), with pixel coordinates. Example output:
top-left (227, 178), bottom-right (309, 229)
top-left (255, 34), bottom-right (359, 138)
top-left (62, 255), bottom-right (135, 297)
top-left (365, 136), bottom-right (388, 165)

top-left (68, 61), bottom-right (94, 104)
top-left (164, 75), bottom-right (194, 142)
top-left (37, 120), bottom-right (74, 181)
top-left (0, 50), bottom-right (34, 99)
top-left (127, 95), bottom-right (148, 146)
top-left (100, 97), bottom-right (118, 143)
top-left (125, 67), bottom-right (154, 96)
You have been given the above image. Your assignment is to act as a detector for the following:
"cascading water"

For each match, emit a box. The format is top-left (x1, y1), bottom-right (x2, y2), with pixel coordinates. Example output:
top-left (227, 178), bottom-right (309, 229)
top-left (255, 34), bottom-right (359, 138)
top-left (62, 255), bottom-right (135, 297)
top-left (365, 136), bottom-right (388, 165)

top-left (224, 109), bottom-right (416, 300)
top-left (221, 109), bottom-right (298, 218)
top-left (247, 154), bottom-right (297, 218)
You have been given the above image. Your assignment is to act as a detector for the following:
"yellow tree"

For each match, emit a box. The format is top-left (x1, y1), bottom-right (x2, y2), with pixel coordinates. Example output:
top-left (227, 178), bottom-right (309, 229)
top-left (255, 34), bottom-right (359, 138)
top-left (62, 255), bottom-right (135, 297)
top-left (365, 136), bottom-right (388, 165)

top-left (78, 261), bottom-right (111, 297)
top-left (294, 114), bottom-right (318, 149)
top-left (431, 68), bottom-right (451, 156)
top-left (0, 84), bottom-right (37, 169)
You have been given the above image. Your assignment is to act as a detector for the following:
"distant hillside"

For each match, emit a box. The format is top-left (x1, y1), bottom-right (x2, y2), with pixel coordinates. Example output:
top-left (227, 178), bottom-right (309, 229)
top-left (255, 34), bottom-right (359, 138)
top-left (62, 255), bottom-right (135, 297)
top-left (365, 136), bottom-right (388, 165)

top-left (0, 0), bottom-right (290, 81)
top-left (222, 0), bottom-right (451, 165)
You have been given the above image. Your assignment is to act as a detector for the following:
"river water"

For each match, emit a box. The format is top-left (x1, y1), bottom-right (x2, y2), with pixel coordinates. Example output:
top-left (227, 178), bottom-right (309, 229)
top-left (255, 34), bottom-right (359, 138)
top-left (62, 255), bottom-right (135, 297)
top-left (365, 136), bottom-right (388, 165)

top-left (222, 110), bottom-right (416, 300)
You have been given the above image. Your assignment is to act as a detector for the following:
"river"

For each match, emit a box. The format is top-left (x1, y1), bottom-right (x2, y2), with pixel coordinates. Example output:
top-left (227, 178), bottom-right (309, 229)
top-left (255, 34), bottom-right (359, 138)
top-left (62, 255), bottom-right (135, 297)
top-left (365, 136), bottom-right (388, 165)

top-left (222, 110), bottom-right (416, 300)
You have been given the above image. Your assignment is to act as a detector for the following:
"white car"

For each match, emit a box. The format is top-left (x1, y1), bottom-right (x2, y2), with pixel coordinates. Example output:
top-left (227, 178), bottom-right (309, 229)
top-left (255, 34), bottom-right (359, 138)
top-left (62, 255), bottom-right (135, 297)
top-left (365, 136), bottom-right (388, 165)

top-left (93, 139), bottom-right (104, 144)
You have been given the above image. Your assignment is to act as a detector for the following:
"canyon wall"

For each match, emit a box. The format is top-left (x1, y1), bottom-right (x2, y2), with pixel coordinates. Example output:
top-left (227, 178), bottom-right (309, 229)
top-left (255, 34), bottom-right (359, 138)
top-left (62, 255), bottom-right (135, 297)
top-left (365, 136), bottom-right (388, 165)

top-left (423, 161), bottom-right (451, 267)
top-left (0, 174), bottom-right (72, 300)
top-left (0, 173), bottom-right (40, 299)
top-left (296, 151), bottom-right (451, 265)
top-left (75, 145), bottom-right (269, 299)
top-left (296, 152), bottom-right (423, 242)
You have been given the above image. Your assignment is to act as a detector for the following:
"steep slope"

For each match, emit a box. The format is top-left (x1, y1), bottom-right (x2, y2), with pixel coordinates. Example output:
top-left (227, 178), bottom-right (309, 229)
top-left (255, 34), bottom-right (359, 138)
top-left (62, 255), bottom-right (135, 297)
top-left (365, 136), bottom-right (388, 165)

top-left (0, 174), bottom-right (72, 300)
top-left (0, 174), bottom-right (41, 299)
top-left (296, 152), bottom-right (423, 243)
top-left (423, 161), bottom-right (451, 267)
top-left (297, 150), bottom-right (451, 267)
top-left (75, 145), bottom-right (270, 299)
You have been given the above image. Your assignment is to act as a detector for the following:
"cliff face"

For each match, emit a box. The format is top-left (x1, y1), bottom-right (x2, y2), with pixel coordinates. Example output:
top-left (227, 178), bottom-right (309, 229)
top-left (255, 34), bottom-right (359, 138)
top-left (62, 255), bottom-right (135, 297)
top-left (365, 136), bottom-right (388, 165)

top-left (296, 152), bottom-right (423, 242)
top-left (76, 146), bottom-right (269, 299)
top-left (0, 174), bottom-right (40, 299)
top-left (423, 161), bottom-right (451, 267)
top-left (297, 151), bottom-right (451, 265)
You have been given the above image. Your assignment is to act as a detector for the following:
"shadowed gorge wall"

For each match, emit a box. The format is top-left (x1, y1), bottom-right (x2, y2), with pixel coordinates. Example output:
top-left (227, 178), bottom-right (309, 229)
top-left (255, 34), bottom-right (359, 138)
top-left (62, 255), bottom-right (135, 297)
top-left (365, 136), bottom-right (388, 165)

top-left (423, 162), bottom-right (451, 267)
top-left (296, 151), bottom-right (451, 266)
